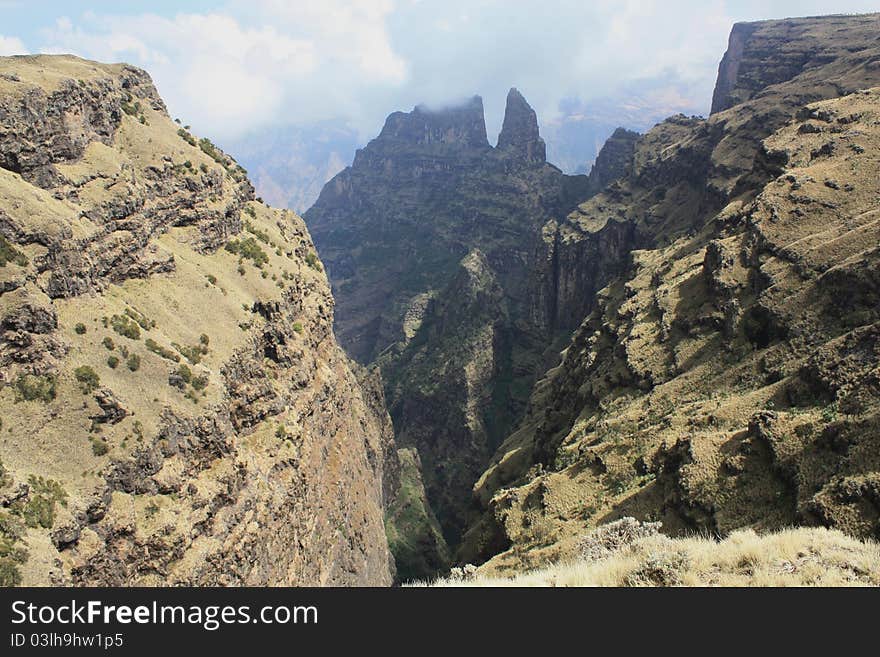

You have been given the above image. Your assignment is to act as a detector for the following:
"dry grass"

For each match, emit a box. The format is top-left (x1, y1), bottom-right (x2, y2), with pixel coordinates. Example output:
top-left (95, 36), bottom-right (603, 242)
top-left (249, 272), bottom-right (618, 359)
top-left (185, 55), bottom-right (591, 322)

top-left (428, 523), bottom-right (880, 587)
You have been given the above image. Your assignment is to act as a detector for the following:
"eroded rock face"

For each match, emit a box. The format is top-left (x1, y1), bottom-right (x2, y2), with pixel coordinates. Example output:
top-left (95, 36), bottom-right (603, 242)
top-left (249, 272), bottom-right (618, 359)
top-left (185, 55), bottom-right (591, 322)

top-left (462, 14), bottom-right (880, 574)
top-left (496, 88), bottom-right (546, 165)
top-left (305, 90), bottom-right (609, 567)
top-left (0, 55), bottom-right (394, 587)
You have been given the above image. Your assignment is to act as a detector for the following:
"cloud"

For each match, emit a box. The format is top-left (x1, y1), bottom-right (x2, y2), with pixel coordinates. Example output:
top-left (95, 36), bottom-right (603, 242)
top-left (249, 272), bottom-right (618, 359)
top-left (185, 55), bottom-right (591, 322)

top-left (0, 34), bottom-right (27, 56)
top-left (37, 1), bottom-right (407, 140)
top-left (29, 0), bottom-right (880, 144)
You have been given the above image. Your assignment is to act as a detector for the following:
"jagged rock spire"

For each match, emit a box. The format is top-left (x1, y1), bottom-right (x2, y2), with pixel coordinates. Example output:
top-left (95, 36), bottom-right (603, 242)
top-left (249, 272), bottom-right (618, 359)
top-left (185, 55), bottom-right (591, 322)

top-left (497, 87), bottom-right (546, 164)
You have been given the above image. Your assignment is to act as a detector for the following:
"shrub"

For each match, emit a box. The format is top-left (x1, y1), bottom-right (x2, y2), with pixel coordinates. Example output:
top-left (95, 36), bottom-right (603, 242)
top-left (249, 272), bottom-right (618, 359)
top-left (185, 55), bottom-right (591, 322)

top-left (199, 334), bottom-right (210, 347)
top-left (90, 437), bottom-right (109, 456)
top-left (191, 375), bottom-right (209, 391)
top-left (206, 274), bottom-right (217, 285)
top-left (74, 323), bottom-right (87, 335)
top-left (305, 251), bottom-right (322, 271)
top-left (0, 510), bottom-right (27, 587)
top-left (124, 308), bottom-right (155, 331)
top-left (177, 128), bottom-right (197, 147)
top-left (102, 337), bottom-right (115, 351)
top-left (623, 550), bottom-right (691, 586)
top-left (292, 322), bottom-right (304, 334)
top-left (12, 476), bottom-right (67, 529)
top-left (145, 339), bottom-right (180, 362)
top-left (199, 137), bottom-right (228, 167)
top-left (13, 374), bottom-right (57, 403)
top-left (226, 237), bottom-right (268, 267)
top-left (244, 220), bottom-right (272, 244)
top-left (0, 235), bottom-right (28, 268)
top-left (172, 343), bottom-right (203, 365)
top-left (110, 314), bottom-right (140, 340)
top-left (176, 364), bottom-right (192, 385)
top-left (74, 366), bottom-right (100, 394)
top-left (107, 356), bottom-right (120, 369)
top-left (126, 354), bottom-right (141, 372)
top-left (578, 517), bottom-right (663, 562)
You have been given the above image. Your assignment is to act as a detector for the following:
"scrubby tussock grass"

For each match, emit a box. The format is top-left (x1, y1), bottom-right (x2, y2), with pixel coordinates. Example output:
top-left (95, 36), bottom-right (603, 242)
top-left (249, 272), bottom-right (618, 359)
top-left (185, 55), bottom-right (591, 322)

top-left (426, 520), bottom-right (880, 587)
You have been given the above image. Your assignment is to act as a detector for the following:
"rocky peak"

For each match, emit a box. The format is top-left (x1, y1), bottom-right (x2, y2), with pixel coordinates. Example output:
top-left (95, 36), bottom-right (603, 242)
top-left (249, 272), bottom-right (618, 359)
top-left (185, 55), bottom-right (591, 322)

top-left (585, 127), bottom-right (640, 194)
top-left (711, 14), bottom-right (880, 114)
top-left (375, 95), bottom-right (490, 150)
top-left (496, 87), bottom-right (546, 164)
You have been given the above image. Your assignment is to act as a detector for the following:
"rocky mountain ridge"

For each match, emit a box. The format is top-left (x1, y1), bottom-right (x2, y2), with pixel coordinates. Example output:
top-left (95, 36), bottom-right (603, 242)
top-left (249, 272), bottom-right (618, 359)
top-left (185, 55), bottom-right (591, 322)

top-left (0, 55), bottom-right (396, 586)
top-left (459, 13), bottom-right (880, 574)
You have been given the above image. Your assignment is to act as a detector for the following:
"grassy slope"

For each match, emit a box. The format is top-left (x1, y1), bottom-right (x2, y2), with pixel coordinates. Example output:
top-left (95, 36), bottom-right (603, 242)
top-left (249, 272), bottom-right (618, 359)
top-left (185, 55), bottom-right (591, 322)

top-left (430, 526), bottom-right (880, 587)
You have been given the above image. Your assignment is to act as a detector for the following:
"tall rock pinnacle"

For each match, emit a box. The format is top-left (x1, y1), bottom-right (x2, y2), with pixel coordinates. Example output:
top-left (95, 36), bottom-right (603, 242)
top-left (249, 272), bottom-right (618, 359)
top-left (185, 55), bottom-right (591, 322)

top-left (496, 87), bottom-right (546, 164)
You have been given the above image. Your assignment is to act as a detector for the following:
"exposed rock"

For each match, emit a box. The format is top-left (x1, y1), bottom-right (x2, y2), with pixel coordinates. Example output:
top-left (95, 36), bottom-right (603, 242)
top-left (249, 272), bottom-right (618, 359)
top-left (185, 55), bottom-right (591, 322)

top-left (0, 54), bottom-right (394, 587)
top-left (461, 14), bottom-right (880, 574)
top-left (496, 88), bottom-right (546, 165)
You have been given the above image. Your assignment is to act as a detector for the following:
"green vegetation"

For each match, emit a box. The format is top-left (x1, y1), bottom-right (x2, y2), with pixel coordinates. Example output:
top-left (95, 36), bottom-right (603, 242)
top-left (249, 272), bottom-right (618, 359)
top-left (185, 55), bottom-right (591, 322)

top-left (292, 322), bottom-right (304, 334)
top-left (90, 437), bottom-right (109, 456)
top-left (177, 128), bottom-right (197, 147)
top-left (74, 323), bottom-right (87, 335)
top-left (107, 355), bottom-right (120, 369)
top-left (10, 476), bottom-right (67, 529)
top-left (102, 336), bottom-right (115, 350)
top-left (126, 354), bottom-right (141, 372)
top-left (145, 338), bottom-right (180, 362)
top-left (13, 374), bottom-right (57, 403)
top-left (109, 314), bottom-right (141, 340)
top-left (244, 220), bottom-right (272, 245)
top-left (172, 340), bottom-right (208, 365)
top-left (191, 374), bottom-right (209, 391)
top-left (74, 366), bottom-right (100, 394)
top-left (206, 274), bottom-right (217, 285)
top-left (0, 509), bottom-right (27, 587)
top-left (176, 364), bottom-right (192, 385)
top-left (305, 251), bottom-right (322, 271)
top-left (225, 237), bottom-right (269, 267)
top-left (124, 308), bottom-right (155, 331)
top-left (199, 137), bottom-right (228, 167)
top-left (0, 235), bottom-right (28, 267)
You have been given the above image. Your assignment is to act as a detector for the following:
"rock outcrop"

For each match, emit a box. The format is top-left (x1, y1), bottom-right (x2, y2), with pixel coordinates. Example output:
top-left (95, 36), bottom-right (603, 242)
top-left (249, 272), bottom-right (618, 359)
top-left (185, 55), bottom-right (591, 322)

top-left (0, 55), bottom-right (395, 586)
top-left (496, 88), bottom-right (546, 165)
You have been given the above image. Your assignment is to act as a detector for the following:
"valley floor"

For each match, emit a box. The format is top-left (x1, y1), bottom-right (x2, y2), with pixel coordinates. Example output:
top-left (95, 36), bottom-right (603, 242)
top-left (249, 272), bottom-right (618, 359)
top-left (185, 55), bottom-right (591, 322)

top-left (425, 522), bottom-right (880, 587)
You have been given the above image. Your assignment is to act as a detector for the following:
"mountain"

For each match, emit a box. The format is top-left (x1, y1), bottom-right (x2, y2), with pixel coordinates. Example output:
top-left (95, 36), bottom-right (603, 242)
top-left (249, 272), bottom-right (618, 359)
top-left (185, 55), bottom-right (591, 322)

top-left (460, 13), bottom-right (880, 574)
top-left (0, 55), bottom-right (397, 586)
top-left (304, 88), bottom-right (620, 561)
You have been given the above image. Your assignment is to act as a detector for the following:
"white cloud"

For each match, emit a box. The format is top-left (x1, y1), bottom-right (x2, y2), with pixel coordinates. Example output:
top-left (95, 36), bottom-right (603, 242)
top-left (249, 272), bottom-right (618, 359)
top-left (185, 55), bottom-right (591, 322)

top-left (0, 34), bottom-right (27, 56)
top-left (29, 0), bottom-right (880, 144)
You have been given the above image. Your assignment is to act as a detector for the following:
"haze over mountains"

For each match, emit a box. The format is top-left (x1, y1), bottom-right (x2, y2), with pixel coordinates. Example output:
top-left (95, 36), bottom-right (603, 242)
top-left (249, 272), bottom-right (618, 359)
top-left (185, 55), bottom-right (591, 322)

top-left (1, 10), bottom-right (880, 588)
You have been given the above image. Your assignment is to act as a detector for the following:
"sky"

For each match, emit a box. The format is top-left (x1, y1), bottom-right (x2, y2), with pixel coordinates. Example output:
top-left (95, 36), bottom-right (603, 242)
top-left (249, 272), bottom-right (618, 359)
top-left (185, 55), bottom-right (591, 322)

top-left (2, 1), bottom-right (879, 144)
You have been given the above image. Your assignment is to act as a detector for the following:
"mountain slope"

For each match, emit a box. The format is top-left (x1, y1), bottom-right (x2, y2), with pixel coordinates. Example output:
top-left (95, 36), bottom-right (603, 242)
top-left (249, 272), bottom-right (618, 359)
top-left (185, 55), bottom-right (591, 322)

top-left (304, 89), bottom-right (608, 564)
top-left (460, 13), bottom-right (880, 574)
top-left (0, 55), bottom-right (395, 586)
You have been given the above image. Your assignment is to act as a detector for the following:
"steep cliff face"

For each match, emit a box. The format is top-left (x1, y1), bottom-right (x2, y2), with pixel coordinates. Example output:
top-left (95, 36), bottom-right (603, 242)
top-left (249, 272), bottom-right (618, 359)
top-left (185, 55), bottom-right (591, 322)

top-left (305, 91), bottom-right (602, 565)
top-left (462, 14), bottom-right (880, 573)
top-left (0, 55), bottom-right (394, 586)
top-left (305, 91), bottom-right (589, 366)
